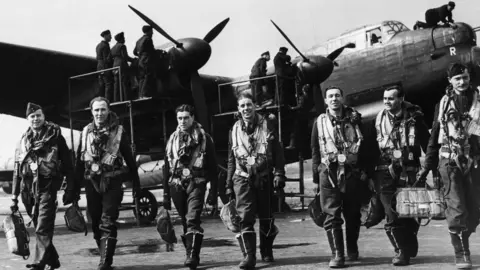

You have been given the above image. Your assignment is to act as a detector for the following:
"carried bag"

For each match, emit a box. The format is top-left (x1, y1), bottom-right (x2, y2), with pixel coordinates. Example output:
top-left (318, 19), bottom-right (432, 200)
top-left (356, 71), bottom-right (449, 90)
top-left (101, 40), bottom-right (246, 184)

top-left (220, 199), bottom-right (241, 233)
top-left (308, 194), bottom-right (327, 228)
top-left (361, 192), bottom-right (385, 228)
top-left (3, 210), bottom-right (30, 259)
top-left (394, 187), bottom-right (446, 220)
top-left (156, 207), bottom-right (177, 246)
top-left (64, 201), bottom-right (88, 235)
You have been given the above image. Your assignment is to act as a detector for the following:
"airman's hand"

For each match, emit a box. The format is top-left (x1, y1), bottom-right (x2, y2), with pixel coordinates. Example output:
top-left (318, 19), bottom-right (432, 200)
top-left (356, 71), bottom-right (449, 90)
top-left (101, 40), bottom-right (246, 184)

top-left (10, 197), bottom-right (19, 213)
top-left (226, 187), bottom-right (235, 202)
top-left (274, 175), bottom-right (286, 189)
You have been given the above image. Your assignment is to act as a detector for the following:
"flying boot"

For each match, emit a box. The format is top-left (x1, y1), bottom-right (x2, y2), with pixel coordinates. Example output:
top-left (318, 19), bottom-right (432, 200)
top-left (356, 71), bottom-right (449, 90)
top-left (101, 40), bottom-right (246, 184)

top-left (388, 229), bottom-right (410, 266)
top-left (237, 231), bottom-right (256, 269)
top-left (260, 225), bottom-right (278, 262)
top-left (184, 232), bottom-right (203, 269)
top-left (449, 231), bottom-right (472, 269)
top-left (326, 228), bottom-right (345, 268)
top-left (98, 237), bottom-right (117, 270)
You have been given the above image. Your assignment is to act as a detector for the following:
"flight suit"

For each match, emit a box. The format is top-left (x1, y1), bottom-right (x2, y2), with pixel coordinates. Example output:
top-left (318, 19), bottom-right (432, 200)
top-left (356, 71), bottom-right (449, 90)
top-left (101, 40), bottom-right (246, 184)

top-left (311, 106), bottom-right (365, 267)
top-left (96, 41), bottom-right (113, 100)
top-left (226, 113), bottom-right (285, 267)
top-left (249, 57), bottom-right (268, 105)
top-left (163, 122), bottom-right (217, 269)
top-left (273, 52), bottom-right (295, 106)
top-left (111, 42), bottom-right (134, 102)
top-left (424, 86), bottom-right (480, 268)
top-left (371, 101), bottom-right (430, 266)
top-left (75, 112), bottom-right (140, 270)
top-left (12, 121), bottom-right (75, 270)
top-left (133, 35), bottom-right (157, 98)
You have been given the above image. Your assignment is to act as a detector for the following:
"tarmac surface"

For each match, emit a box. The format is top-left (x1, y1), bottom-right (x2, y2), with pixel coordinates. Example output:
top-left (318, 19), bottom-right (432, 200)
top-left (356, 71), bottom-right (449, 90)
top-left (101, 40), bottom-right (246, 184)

top-left (0, 160), bottom-right (478, 270)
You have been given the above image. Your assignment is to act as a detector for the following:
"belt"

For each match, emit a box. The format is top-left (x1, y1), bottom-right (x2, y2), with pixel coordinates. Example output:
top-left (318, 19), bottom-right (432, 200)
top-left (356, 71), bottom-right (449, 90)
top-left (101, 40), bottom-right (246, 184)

top-left (172, 168), bottom-right (205, 179)
top-left (103, 168), bottom-right (128, 178)
top-left (234, 169), bottom-right (268, 179)
top-left (375, 164), bottom-right (418, 172)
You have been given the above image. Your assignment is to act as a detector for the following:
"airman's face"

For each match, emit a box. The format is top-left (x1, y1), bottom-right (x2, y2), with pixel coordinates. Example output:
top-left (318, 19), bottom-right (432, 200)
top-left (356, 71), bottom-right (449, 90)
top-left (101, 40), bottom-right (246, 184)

top-left (238, 97), bottom-right (255, 121)
top-left (449, 71), bottom-right (470, 93)
top-left (91, 101), bottom-right (109, 126)
top-left (325, 88), bottom-right (344, 110)
top-left (177, 111), bottom-right (194, 131)
top-left (383, 89), bottom-right (403, 113)
top-left (28, 109), bottom-right (45, 130)
top-left (105, 34), bottom-right (112, 42)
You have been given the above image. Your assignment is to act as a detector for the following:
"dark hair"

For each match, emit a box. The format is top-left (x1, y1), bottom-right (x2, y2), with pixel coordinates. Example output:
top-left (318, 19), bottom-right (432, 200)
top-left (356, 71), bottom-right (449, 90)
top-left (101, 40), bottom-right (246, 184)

top-left (89, 96), bottom-right (110, 109)
top-left (448, 1), bottom-right (455, 7)
top-left (175, 104), bottom-right (195, 117)
top-left (384, 85), bottom-right (405, 98)
top-left (324, 86), bottom-right (343, 98)
top-left (237, 91), bottom-right (255, 105)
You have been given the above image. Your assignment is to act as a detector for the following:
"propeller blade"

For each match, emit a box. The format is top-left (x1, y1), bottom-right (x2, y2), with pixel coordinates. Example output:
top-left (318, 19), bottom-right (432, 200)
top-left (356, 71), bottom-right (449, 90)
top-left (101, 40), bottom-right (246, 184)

top-left (203, 18), bottom-right (230, 43)
top-left (312, 84), bottom-right (326, 114)
top-left (190, 71), bottom-right (210, 131)
top-left (128, 5), bottom-right (182, 47)
top-left (326, 42), bottom-right (356, 61)
top-left (270, 20), bottom-right (309, 62)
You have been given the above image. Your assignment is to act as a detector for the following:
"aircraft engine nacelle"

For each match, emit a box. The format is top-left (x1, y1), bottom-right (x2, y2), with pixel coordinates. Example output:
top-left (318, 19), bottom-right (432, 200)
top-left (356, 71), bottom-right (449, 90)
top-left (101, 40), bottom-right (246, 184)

top-left (167, 37), bottom-right (212, 73)
top-left (296, 55), bottom-right (334, 85)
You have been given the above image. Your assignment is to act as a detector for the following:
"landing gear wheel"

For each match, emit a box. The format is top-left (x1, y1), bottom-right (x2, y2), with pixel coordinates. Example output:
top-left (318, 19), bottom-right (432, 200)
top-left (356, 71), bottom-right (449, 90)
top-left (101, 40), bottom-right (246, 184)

top-left (133, 189), bottom-right (158, 225)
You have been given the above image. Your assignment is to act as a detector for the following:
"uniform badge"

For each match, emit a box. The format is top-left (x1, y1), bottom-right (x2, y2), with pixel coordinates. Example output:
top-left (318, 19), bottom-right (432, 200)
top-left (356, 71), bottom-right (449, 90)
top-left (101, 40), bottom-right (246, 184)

top-left (337, 154), bottom-right (347, 163)
top-left (393, 150), bottom-right (402, 159)
top-left (182, 168), bottom-right (191, 177)
top-left (408, 152), bottom-right (414, 160)
top-left (246, 156), bottom-right (256, 166)
top-left (30, 162), bottom-right (38, 171)
top-left (91, 163), bottom-right (100, 172)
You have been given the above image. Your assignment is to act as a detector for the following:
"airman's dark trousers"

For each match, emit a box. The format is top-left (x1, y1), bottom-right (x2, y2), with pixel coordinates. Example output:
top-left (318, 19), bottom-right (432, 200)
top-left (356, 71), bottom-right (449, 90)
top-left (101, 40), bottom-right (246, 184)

top-left (113, 67), bottom-right (131, 102)
top-left (250, 80), bottom-right (264, 105)
top-left (233, 174), bottom-right (276, 234)
top-left (170, 178), bottom-right (207, 234)
top-left (138, 56), bottom-right (156, 98)
top-left (318, 165), bottom-right (362, 253)
top-left (97, 70), bottom-right (113, 101)
top-left (373, 169), bottom-right (420, 254)
top-left (85, 178), bottom-right (123, 241)
top-left (31, 182), bottom-right (59, 266)
top-left (438, 158), bottom-right (480, 234)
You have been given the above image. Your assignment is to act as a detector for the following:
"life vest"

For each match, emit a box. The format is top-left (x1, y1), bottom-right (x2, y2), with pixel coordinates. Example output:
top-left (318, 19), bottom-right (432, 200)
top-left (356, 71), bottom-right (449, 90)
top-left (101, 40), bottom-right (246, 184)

top-left (375, 106), bottom-right (417, 161)
top-left (316, 109), bottom-right (362, 166)
top-left (80, 124), bottom-right (124, 169)
top-left (437, 87), bottom-right (480, 149)
top-left (16, 128), bottom-right (59, 179)
top-left (231, 114), bottom-right (271, 171)
top-left (165, 122), bottom-right (207, 174)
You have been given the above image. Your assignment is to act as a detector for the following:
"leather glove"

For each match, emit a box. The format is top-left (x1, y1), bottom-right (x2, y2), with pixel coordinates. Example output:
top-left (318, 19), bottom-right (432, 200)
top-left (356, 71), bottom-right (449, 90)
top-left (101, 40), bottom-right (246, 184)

top-left (274, 175), bottom-right (286, 189)
top-left (163, 195), bottom-right (172, 210)
top-left (416, 167), bottom-right (430, 182)
top-left (206, 189), bottom-right (218, 206)
top-left (225, 187), bottom-right (235, 202)
top-left (10, 197), bottom-right (19, 213)
top-left (62, 190), bottom-right (78, 206)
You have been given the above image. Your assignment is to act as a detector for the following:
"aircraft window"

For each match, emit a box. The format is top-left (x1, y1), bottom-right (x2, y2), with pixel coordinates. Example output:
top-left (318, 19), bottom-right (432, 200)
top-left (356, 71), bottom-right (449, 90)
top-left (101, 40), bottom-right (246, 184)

top-left (382, 21), bottom-right (409, 42)
top-left (367, 28), bottom-right (382, 46)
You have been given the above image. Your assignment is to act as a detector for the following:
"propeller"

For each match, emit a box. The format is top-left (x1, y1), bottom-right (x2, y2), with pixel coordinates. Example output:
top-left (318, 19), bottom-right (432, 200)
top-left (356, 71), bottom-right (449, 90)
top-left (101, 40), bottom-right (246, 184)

top-left (203, 18), bottom-right (230, 43)
top-left (327, 42), bottom-right (356, 61)
top-left (270, 20), bottom-right (309, 62)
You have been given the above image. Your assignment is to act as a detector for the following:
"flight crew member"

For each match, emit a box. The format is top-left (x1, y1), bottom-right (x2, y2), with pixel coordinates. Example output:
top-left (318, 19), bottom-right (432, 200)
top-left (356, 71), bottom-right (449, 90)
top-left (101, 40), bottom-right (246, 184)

top-left (249, 51), bottom-right (270, 106)
top-left (10, 102), bottom-right (78, 270)
top-left (274, 47), bottom-right (296, 106)
top-left (413, 1), bottom-right (456, 30)
top-left (163, 104), bottom-right (218, 270)
top-left (421, 63), bottom-right (480, 269)
top-left (96, 30), bottom-right (114, 101)
top-left (75, 97), bottom-right (141, 270)
top-left (226, 91), bottom-right (286, 269)
top-left (111, 32), bottom-right (134, 102)
top-left (311, 86), bottom-right (366, 268)
top-left (286, 84), bottom-right (314, 152)
top-left (134, 25), bottom-right (157, 99)
top-left (371, 86), bottom-right (430, 266)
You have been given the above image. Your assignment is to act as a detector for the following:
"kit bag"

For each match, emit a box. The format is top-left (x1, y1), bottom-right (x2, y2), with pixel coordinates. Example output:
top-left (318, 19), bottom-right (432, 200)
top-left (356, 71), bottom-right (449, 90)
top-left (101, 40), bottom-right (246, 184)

top-left (220, 199), bottom-right (241, 233)
top-left (3, 210), bottom-right (30, 259)
top-left (394, 187), bottom-right (446, 220)
top-left (64, 201), bottom-right (88, 235)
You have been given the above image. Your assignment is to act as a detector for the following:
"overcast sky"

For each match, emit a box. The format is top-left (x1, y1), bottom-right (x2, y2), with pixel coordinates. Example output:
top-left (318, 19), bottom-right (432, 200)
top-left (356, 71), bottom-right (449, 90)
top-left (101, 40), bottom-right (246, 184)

top-left (1, 0), bottom-right (480, 161)
top-left (0, 0), bottom-right (479, 78)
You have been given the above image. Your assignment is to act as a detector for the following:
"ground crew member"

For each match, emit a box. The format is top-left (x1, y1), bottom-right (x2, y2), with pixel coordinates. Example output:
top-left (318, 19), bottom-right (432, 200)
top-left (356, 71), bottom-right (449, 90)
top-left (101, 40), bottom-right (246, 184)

top-left (371, 86), bottom-right (430, 266)
top-left (226, 92), bottom-right (286, 269)
top-left (163, 104), bottom-right (218, 270)
top-left (274, 47), bottom-right (295, 106)
top-left (413, 1), bottom-right (456, 30)
top-left (249, 51), bottom-right (270, 106)
top-left (75, 97), bottom-right (141, 270)
top-left (111, 32), bottom-right (134, 102)
top-left (134, 25), bottom-right (157, 99)
top-left (311, 86), bottom-right (367, 268)
top-left (96, 30), bottom-right (114, 101)
top-left (10, 102), bottom-right (78, 270)
top-left (422, 63), bottom-right (480, 269)
top-left (286, 84), bottom-right (314, 152)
